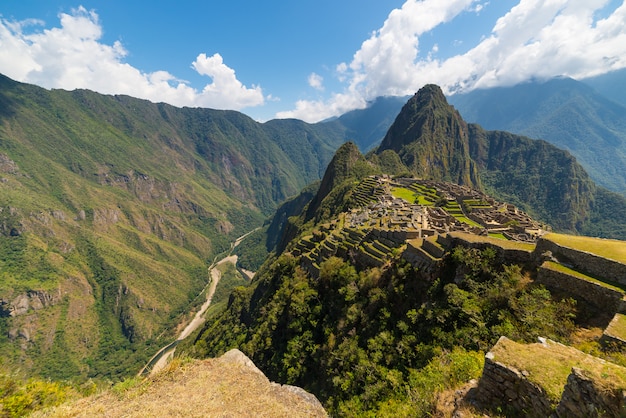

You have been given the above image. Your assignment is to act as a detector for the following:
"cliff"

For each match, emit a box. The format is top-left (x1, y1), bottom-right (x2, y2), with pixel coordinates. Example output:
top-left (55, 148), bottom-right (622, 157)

top-left (33, 350), bottom-right (327, 417)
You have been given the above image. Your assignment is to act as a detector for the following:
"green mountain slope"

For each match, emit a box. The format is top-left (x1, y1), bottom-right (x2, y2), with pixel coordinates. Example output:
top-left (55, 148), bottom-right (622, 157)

top-left (187, 147), bottom-right (622, 416)
top-left (0, 74), bottom-right (344, 382)
top-left (448, 77), bottom-right (626, 195)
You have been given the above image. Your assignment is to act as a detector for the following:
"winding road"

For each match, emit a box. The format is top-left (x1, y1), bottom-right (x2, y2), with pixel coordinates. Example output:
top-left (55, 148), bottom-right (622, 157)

top-left (138, 229), bottom-right (258, 376)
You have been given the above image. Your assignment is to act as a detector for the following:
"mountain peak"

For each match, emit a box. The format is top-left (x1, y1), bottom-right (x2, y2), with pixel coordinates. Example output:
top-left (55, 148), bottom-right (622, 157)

top-left (305, 141), bottom-right (372, 220)
top-left (377, 84), bottom-right (479, 187)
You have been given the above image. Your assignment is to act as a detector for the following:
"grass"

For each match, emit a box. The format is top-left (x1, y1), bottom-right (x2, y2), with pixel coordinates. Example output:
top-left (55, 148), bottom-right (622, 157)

top-left (32, 355), bottom-right (327, 418)
top-left (490, 337), bottom-right (626, 403)
top-left (488, 233), bottom-right (508, 240)
top-left (390, 187), bottom-right (416, 203)
top-left (451, 214), bottom-right (482, 227)
top-left (391, 186), bottom-right (436, 206)
top-left (448, 231), bottom-right (535, 251)
top-left (605, 313), bottom-right (626, 341)
top-left (544, 233), bottom-right (626, 263)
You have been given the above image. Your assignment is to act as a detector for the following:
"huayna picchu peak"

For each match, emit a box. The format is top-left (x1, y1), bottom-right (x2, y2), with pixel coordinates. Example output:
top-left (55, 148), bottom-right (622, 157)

top-left (375, 84), bottom-right (626, 239)
top-left (378, 84), bottom-right (479, 188)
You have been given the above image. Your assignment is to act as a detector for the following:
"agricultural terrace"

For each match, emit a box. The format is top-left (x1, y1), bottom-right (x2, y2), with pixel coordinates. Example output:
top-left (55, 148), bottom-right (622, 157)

top-left (543, 233), bottom-right (626, 263)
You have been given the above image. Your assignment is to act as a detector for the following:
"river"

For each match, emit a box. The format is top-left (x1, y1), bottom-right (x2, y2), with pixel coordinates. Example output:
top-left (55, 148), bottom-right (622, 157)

top-left (138, 229), bottom-right (258, 376)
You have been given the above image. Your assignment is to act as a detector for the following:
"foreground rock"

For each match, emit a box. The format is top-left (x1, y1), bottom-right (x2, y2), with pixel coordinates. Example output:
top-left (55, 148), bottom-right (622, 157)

top-left (35, 349), bottom-right (327, 417)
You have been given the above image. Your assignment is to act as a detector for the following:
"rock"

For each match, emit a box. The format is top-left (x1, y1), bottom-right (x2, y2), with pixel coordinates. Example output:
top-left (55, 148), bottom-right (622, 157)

top-left (219, 348), bottom-right (267, 377)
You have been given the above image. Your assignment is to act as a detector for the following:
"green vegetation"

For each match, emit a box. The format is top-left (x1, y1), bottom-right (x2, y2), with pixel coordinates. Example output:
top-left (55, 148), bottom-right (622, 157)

top-left (491, 337), bottom-right (626, 403)
top-left (390, 187), bottom-right (416, 203)
top-left (211, 261), bottom-right (250, 306)
top-left (606, 314), bottom-right (626, 341)
top-left (0, 372), bottom-right (79, 417)
top-left (191, 245), bottom-right (579, 415)
top-left (376, 84), bottom-right (626, 239)
top-left (449, 231), bottom-right (536, 252)
top-left (0, 75), bottom-right (344, 384)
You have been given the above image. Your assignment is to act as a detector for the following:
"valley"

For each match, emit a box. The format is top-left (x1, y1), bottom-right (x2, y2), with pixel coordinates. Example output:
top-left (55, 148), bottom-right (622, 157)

top-left (140, 229), bottom-right (258, 376)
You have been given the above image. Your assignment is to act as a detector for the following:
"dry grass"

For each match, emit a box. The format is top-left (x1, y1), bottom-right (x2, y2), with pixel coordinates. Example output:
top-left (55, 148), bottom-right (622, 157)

top-left (490, 337), bottom-right (626, 402)
top-left (544, 233), bottom-right (626, 263)
top-left (448, 231), bottom-right (536, 251)
top-left (33, 353), bottom-right (327, 418)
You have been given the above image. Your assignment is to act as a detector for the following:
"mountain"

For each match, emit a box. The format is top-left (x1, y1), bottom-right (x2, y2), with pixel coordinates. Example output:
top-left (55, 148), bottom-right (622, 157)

top-left (187, 86), bottom-right (626, 415)
top-left (447, 77), bottom-right (626, 195)
top-left (324, 96), bottom-right (407, 151)
top-left (582, 68), bottom-right (626, 109)
top-left (377, 85), bottom-right (480, 188)
top-left (378, 84), bottom-right (626, 237)
top-left (0, 73), bottom-right (347, 382)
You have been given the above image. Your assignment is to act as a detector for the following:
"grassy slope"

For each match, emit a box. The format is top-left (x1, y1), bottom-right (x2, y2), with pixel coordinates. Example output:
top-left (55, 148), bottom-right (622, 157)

top-left (0, 75), bottom-right (343, 382)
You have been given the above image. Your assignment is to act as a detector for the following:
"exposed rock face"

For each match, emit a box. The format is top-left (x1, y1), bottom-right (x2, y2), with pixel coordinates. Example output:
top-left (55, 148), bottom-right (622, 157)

top-left (7, 290), bottom-right (60, 317)
top-left (221, 349), bottom-right (327, 413)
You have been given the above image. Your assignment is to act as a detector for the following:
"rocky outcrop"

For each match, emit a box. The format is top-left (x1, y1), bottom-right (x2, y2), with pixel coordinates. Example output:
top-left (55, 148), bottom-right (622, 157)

top-left (39, 349), bottom-right (328, 417)
top-left (5, 290), bottom-right (61, 317)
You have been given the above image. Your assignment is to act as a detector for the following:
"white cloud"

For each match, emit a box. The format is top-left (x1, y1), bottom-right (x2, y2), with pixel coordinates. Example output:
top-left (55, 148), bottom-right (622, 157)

top-left (0, 7), bottom-right (264, 111)
top-left (192, 53), bottom-right (264, 109)
top-left (308, 72), bottom-right (324, 90)
top-left (282, 0), bottom-right (626, 122)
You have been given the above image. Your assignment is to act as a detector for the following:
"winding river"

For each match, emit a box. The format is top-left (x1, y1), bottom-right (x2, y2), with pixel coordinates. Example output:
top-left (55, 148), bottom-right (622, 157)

top-left (138, 229), bottom-right (258, 376)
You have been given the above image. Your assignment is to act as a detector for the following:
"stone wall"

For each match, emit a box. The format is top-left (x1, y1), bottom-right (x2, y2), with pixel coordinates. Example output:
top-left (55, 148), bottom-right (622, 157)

top-left (476, 349), bottom-right (553, 416)
top-left (476, 337), bottom-right (626, 416)
top-left (535, 238), bottom-right (626, 287)
top-left (556, 368), bottom-right (626, 417)
top-left (537, 262), bottom-right (626, 312)
top-left (448, 233), bottom-right (534, 265)
top-left (421, 237), bottom-right (446, 258)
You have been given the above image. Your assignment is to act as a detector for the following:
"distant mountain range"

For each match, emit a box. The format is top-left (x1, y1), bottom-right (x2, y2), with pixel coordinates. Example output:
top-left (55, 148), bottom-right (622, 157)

top-left (321, 74), bottom-right (626, 197)
top-left (448, 76), bottom-right (626, 195)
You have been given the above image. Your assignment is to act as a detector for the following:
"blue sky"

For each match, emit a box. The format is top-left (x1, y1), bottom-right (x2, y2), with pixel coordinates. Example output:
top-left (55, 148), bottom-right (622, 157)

top-left (1, 1), bottom-right (625, 122)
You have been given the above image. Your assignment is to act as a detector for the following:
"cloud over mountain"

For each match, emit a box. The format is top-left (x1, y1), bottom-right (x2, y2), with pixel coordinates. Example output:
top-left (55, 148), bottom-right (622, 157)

top-left (1, 2), bottom-right (624, 122)
top-left (0, 7), bottom-right (264, 111)
top-left (281, 0), bottom-right (626, 122)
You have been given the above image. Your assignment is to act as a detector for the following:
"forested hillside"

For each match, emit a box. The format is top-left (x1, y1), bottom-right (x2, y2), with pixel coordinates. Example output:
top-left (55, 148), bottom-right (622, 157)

top-left (448, 77), bottom-right (626, 195)
top-left (0, 74), bottom-right (345, 381)
top-left (187, 85), bottom-right (626, 415)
